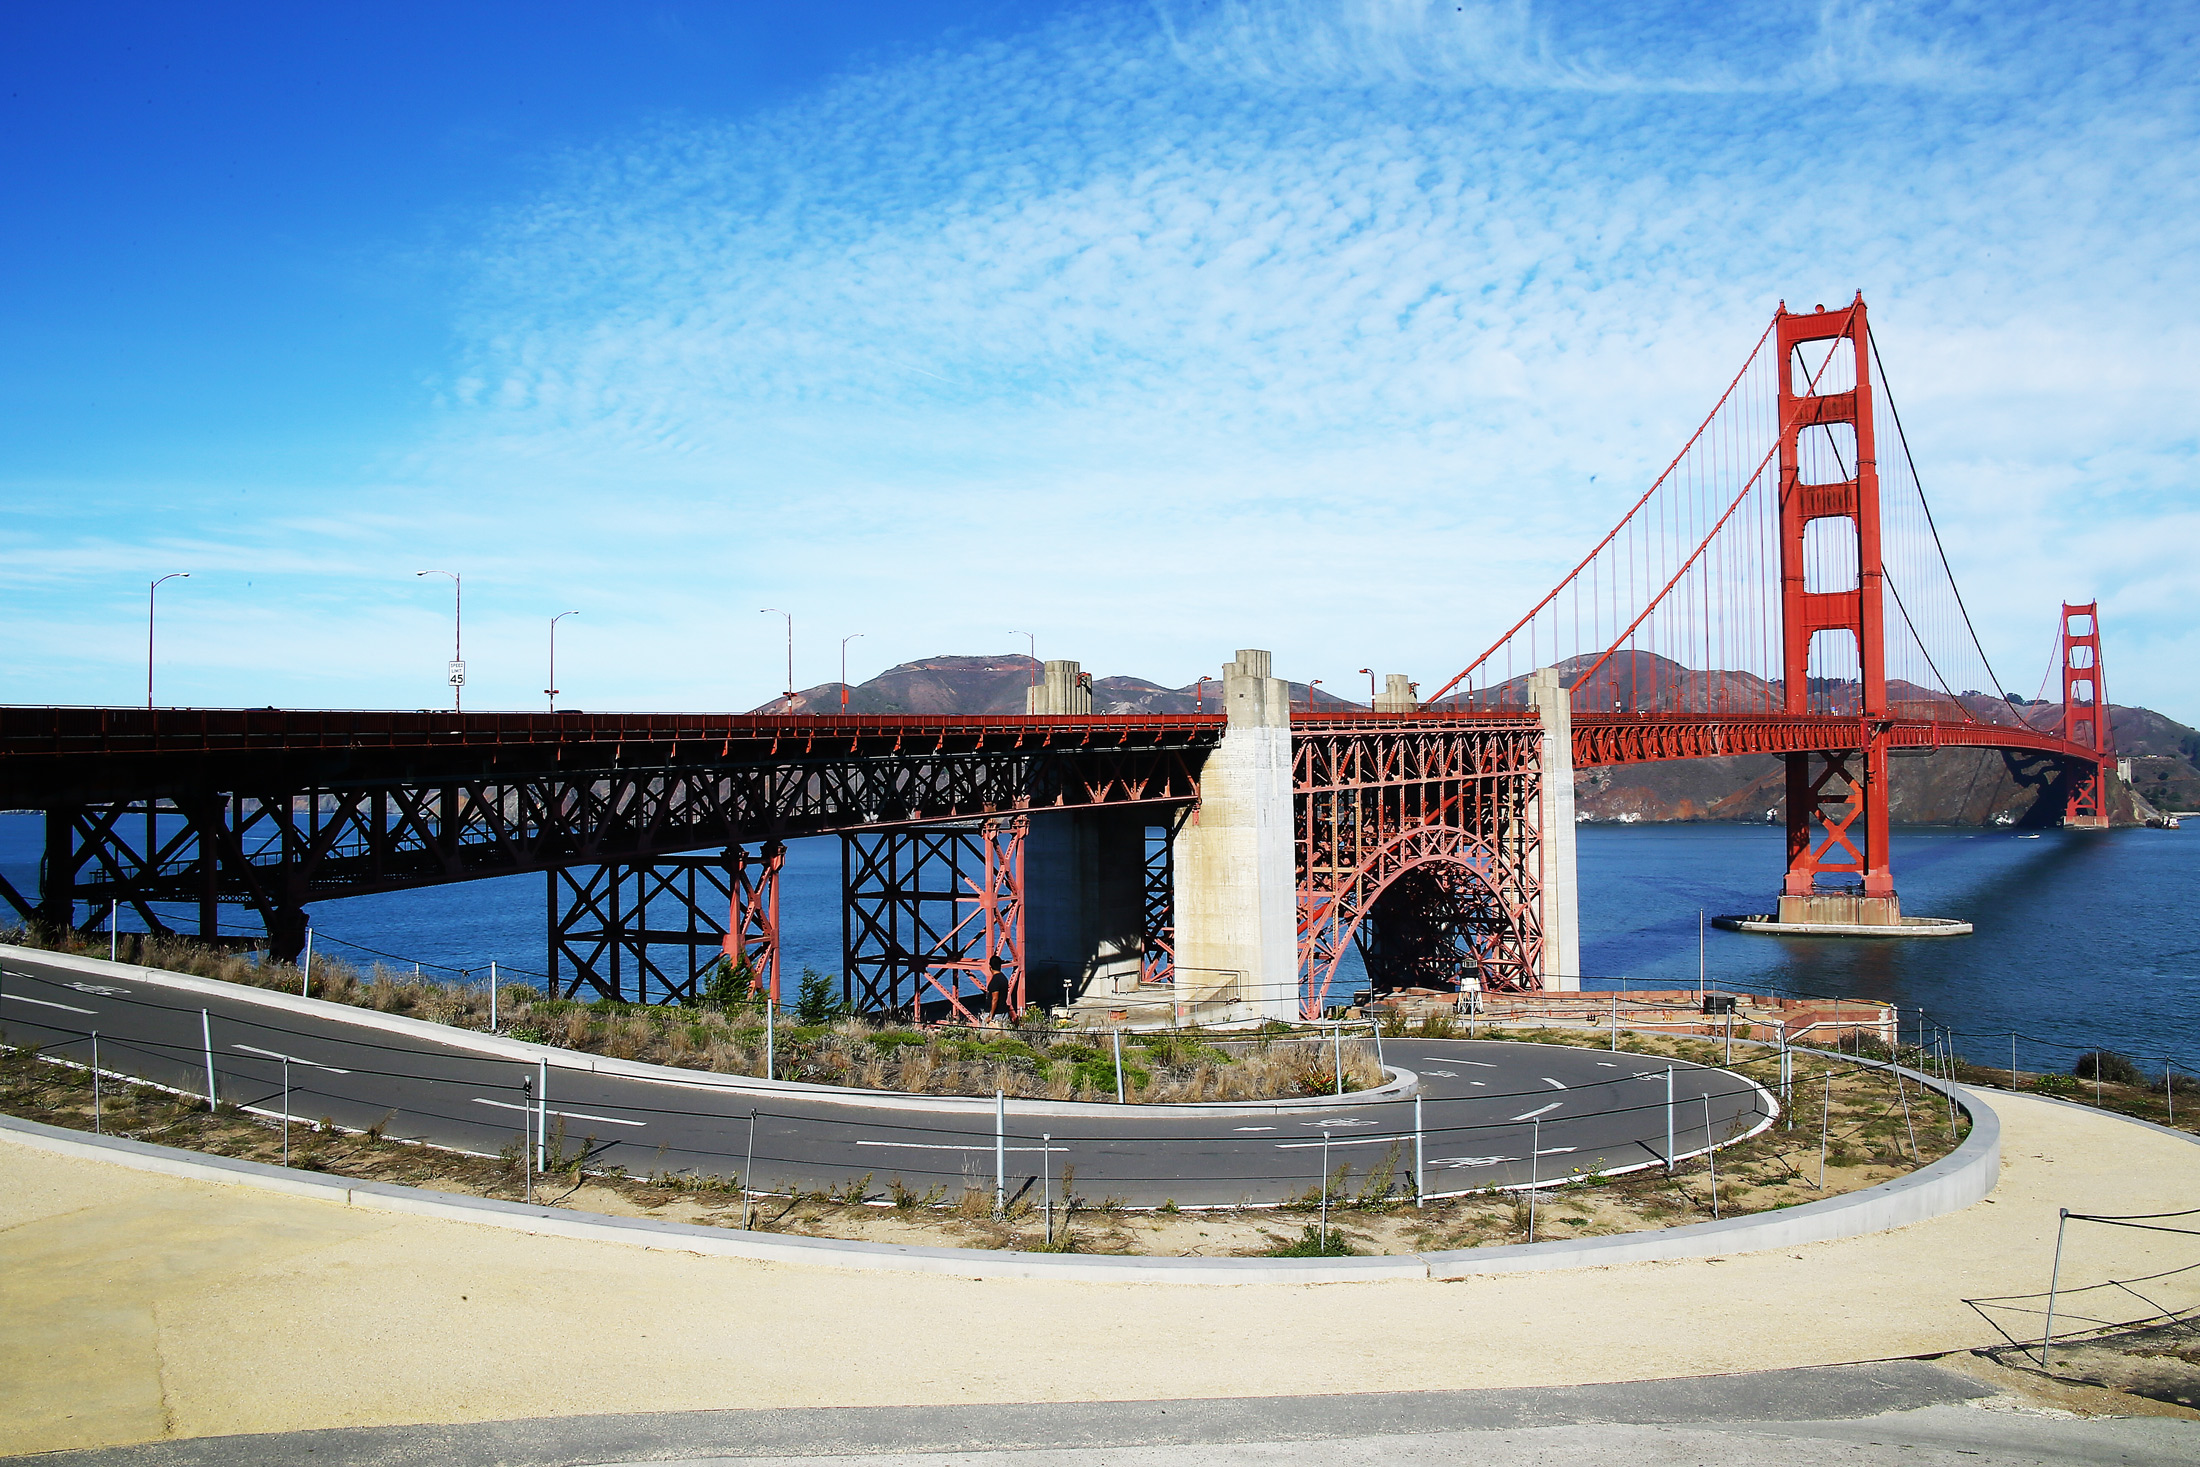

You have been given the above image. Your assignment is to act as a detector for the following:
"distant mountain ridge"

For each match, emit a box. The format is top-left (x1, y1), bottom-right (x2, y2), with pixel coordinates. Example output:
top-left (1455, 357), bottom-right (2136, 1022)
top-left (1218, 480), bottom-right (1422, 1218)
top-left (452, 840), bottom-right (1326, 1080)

top-left (755, 654), bottom-right (2200, 826)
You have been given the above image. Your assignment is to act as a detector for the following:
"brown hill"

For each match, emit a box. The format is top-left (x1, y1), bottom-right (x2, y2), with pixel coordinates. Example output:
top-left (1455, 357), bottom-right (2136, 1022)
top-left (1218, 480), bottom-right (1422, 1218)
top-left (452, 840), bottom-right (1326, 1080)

top-left (755, 655), bottom-right (2198, 825)
top-left (752, 655), bottom-right (1363, 717)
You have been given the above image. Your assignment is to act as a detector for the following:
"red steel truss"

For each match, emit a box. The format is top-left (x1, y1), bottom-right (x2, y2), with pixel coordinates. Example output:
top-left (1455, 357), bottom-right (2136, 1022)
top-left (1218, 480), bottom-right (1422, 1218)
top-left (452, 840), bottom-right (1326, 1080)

top-left (721, 840), bottom-right (786, 1003)
top-left (840, 817), bottom-right (1026, 1021)
top-left (1292, 719), bottom-right (1547, 1015)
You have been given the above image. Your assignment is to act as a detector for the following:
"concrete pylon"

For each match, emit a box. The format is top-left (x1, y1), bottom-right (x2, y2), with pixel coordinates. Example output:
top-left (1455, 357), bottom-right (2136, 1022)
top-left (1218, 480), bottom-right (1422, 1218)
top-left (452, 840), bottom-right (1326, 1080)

top-left (1172, 650), bottom-right (1299, 1020)
top-left (1372, 674), bottom-right (1418, 713)
top-left (1529, 667), bottom-right (1581, 991)
top-left (1026, 660), bottom-right (1093, 715)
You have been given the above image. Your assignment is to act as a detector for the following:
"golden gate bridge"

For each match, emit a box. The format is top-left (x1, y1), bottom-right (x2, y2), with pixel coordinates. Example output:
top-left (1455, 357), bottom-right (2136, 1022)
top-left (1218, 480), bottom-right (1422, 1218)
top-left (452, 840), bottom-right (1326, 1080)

top-left (0, 295), bottom-right (2117, 1021)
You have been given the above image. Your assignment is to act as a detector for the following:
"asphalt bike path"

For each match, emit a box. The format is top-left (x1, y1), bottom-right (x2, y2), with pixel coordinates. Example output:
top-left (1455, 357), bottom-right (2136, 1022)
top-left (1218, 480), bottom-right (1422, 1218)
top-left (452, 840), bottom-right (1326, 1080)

top-left (0, 952), bottom-right (1770, 1205)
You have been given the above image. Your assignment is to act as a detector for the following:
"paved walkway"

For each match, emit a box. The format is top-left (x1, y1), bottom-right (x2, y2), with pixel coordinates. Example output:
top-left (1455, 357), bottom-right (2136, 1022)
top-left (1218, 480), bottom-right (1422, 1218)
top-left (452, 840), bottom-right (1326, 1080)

top-left (2, 1091), bottom-right (2194, 1460)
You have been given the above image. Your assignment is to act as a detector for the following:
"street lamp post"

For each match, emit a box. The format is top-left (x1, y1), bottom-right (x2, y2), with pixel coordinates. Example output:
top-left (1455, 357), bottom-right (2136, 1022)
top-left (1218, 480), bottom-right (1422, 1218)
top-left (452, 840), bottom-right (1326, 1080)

top-left (760, 609), bottom-right (793, 711)
top-left (1306, 678), bottom-right (1323, 711)
top-left (547, 611), bottom-right (579, 711)
top-left (1010, 630), bottom-right (1037, 690)
top-left (840, 632), bottom-right (864, 711)
top-left (416, 570), bottom-right (463, 711)
top-left (1358, 667), bottom-right (1376, 704)
top-left (147, 572), bottom-right (189, 709)
top-left (1195, 676), bottom-right (1209, 714)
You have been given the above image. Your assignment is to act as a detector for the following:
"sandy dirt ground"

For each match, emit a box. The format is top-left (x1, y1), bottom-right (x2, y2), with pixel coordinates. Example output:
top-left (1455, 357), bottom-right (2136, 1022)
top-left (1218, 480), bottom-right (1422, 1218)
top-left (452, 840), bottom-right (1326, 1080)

top-left (1, 1090), bottom-right (2194, 1457)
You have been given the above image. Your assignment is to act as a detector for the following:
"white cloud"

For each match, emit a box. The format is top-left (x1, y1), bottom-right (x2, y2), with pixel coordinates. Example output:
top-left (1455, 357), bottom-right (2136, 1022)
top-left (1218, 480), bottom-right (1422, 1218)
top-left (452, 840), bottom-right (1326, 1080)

top-left (8, 1), bottom-right (2197, 721)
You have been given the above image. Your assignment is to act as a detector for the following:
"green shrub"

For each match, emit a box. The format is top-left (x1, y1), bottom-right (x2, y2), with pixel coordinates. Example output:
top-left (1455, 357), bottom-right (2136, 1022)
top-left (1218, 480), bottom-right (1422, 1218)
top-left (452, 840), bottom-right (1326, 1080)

top-left (693, 957), bottom-right (762, 1014)
top-left (2074, 1050), bottom-right (2143, 1085)
top-left (794, 967), bottom-right (846, 1025)
top-left (1267, 1224), bottom-right (1359, 1257)
top-left (2030, 1072), bottom-right (2078, 1096)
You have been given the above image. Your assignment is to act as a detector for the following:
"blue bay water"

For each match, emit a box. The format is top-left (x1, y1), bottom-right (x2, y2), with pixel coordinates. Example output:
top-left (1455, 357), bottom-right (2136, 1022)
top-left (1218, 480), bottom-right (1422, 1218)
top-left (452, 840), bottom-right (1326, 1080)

top-left (5, 814), bottom-right (2193, 1075)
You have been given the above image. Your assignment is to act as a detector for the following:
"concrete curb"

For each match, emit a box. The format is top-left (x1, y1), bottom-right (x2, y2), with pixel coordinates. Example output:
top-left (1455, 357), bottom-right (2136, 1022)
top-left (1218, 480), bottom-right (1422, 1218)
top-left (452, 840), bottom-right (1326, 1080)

top-left (0, 944), bottom-right (1416, 1118)
top-left (0, 1066), bottom-right (2005, 1285)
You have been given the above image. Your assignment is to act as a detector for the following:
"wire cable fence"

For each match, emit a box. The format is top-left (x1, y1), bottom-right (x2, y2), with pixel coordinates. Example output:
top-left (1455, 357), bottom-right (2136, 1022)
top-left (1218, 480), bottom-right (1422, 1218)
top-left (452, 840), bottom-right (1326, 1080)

top-left (1, 958), bottom-right (1975, 1222)
top-left (1964, 1207), bottom-right (2200, 1371)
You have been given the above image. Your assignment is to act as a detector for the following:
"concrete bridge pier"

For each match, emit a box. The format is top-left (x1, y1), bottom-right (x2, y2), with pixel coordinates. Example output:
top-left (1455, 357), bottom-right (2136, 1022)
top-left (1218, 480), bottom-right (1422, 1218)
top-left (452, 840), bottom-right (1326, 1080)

top-left (1020, 661), bottom-right (1145, 1009)
top-left (1171, 650), bottom-right (1299, 1021)
top-left (1530, 667), bottom-right (1582, 991)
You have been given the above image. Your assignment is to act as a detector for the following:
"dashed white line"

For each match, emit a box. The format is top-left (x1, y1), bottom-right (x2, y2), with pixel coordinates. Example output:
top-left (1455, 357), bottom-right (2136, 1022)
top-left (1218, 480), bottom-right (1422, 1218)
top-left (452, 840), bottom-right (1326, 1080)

top-left (854, 1140), bottom-right (1062, 1153)
top-left (1275, 1135), bottom-right (1406, 1150)
top-left (1300, 1118), bottom-right (1377, 1129)
top-left (234, 1043), bottom-right (351, 1074)
top-left (1233, 1126), bottom-right (1277, 1132)
top-left (2, 992), bottom-right (93, 1014)
top-left (1541, 1077), bottom-right (1567, 1089)
top-left (1509, 1102), bottom-right (1563, 1121)
top-left (471, 1098), bottom-right (645, 1127)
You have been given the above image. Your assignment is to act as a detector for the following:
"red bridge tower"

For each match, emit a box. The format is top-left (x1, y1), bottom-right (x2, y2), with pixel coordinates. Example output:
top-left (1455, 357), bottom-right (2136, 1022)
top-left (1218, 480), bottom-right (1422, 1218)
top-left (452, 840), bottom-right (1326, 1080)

top-left (1775, 295), bottom-right (1900, 926)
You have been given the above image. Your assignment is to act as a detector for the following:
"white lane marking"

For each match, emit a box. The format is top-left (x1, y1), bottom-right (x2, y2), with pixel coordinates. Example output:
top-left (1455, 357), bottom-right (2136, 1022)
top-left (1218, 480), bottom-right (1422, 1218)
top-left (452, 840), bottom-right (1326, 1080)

top-left (1509, 1102), bottom-right (1563, 1121)
top-left (2, 992), bottom-right (94, 1014)
top-left (1427, 1146), bottom-right (1579, 1169)
top-left (471, 1098), bottom-right (645, 1127)
top-left (1300, 1118), bottom-right (1377, 1129)
top-left (1542, 1077), bottom-right (1568, 1089)
top-left (66, 983), bottom-right (132, 996)
top-left (854, 1140), bottom-right (1061, 1153)
top-left (1470, 1081), bottom-right (1487, 1087)
top-left (1459, 1061), bottom-right (1498, 1068)
top-left (1422, 1069), bottom-right (1457, 1077)
top-left (1596, 1062), bottom-right (1618, 1068)
top-left (1275, 1135), bottom-right (1407, 1150)
top-left (234, 1043), bottom-right (351, 1074)
top-left (1233, 1126), bottom-right (1277, 1132)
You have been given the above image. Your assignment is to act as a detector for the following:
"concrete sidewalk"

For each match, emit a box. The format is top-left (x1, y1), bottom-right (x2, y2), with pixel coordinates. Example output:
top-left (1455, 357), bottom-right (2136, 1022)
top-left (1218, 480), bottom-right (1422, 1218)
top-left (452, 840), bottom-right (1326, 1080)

top-left (2, 1091), bottom-right (2195, 1459)
top-left (13, 1364), bottom-right (2197, 1466)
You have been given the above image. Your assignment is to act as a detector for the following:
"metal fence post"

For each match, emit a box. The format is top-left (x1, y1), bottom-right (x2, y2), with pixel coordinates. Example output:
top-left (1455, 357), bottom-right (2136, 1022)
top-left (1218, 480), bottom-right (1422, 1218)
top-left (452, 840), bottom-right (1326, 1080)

top-left (201, 1008), bottom-right (217, 1110)
top-left (1319, 1128), bottom-right (1332, 1249)
top-left (281, 1054), bottom-right (292, 1166)
top-left (1042, 1133), bottom-right (1053, 1246)
top-left (300, 928), bottom-right (313, 998)
top-left (1528, 1114), bottom-right (1540, 1243)
top-left (994, 1088), bottom-right (1006, 1215)
top-left (490, 960), bottom-right (498, 1031)
top-left (1414, 1093), bottom-right (1425, 1207)
top-left (1703, 1093), bottom-right (1717, 1219)
top-left (744, 1110), bottom-right (757, 1230)
top-left (1664, 1065), bottom-right (1675, 1174)
top-left (1112, 1029), bottom-right (1125, 1104)
top-left (91, 1031), bottom-right (101, 1135)
top-left (2041, 1208), bottom-right (2070, 1371)
top-left (521, 1074), bottom-right (534, 1205)
top-left (1819, 1069), bottom-right (1832, 1189)
top-left (535, 1057), bottom-right (548, 1170)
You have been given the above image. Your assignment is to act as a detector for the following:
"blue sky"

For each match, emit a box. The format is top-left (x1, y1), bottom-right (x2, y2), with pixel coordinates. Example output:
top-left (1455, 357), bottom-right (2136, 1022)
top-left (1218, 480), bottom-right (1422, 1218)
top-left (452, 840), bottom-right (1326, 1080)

top-left (4, 1), bottom-right (2195, 720)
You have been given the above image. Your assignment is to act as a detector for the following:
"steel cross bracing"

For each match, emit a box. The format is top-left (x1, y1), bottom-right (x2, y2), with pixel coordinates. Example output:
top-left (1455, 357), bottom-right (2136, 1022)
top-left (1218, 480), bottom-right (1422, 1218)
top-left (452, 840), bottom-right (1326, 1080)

top-left (841, 818), bottom-right (1026, 1022)
top-left (0, 711), bottom-right (1213, 957)
top-left (1290, 717), bottom-right (1548, 1014)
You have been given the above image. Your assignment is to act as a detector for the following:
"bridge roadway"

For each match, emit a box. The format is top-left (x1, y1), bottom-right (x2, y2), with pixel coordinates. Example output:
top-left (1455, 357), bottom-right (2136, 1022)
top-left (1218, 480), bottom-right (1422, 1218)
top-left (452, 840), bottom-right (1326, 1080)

top-left (0, 953), bottom-right (1773, 1208)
